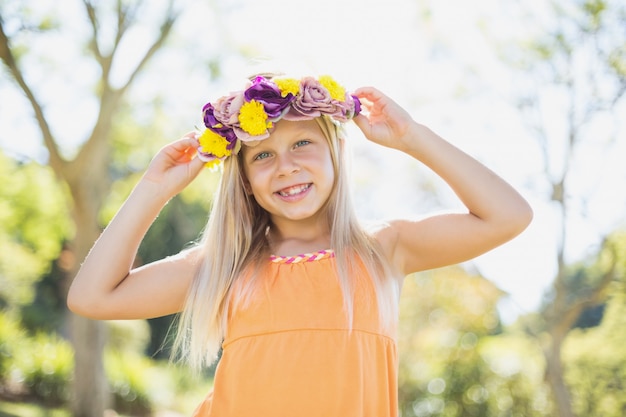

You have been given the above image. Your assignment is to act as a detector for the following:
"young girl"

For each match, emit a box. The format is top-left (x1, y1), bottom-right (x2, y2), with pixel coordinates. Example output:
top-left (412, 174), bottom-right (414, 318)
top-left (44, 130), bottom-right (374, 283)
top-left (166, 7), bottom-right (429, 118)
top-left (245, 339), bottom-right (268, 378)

top-left (68, 74), bottom-right (532, 416)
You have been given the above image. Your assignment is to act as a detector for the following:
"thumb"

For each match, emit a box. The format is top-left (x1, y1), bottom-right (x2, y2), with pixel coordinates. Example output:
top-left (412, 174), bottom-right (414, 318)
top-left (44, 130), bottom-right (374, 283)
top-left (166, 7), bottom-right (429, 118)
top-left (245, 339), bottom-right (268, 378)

top-left (352, 113), bottom-right (373, 138)
top-left (189, 153), bottom-right (207, 176)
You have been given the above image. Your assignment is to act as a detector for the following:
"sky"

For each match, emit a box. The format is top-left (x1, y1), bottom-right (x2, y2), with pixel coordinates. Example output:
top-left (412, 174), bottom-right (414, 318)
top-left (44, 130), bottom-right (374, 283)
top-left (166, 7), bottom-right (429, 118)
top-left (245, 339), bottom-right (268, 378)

top-left (1, 0), bottom-right (625, 322)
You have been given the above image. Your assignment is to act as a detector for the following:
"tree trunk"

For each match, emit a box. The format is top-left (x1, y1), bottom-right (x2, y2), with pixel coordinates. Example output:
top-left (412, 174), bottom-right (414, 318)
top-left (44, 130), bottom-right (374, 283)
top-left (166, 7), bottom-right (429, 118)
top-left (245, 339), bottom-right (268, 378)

top-left (70, 316), bottom-right (108, 417)
top-left (67, 171), bottom-right (112, 417)
top-left (543, 334), bottom-right (576, 417)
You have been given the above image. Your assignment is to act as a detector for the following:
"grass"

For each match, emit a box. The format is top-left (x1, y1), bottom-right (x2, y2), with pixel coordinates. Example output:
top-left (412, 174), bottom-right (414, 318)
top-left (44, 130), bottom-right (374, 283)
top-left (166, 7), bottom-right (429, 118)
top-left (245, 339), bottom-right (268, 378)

top-left (0, 371), bottom-right (212, 417)
top-left (0, 401), bottom-right (69, 417)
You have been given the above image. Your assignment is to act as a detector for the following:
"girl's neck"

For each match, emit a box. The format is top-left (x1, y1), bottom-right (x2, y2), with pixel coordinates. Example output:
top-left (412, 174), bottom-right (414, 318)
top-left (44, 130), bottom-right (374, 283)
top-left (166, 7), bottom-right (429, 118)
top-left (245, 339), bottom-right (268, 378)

top-left (267, 221), bottom-right (331, 256)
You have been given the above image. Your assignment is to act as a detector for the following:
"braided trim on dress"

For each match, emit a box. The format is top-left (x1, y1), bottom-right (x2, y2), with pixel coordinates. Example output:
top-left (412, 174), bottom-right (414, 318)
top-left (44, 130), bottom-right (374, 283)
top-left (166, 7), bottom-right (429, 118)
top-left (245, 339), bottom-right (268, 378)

top-left (269, 249), bottom-right (335, 264)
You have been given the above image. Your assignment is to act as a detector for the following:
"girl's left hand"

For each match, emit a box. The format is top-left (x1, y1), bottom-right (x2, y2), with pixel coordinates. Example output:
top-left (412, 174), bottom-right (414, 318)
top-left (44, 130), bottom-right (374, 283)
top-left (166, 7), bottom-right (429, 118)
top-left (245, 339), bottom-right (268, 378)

top-left (142, 133), bottom-right (206, 199)
top-left (352, 86), bottom-right (416, 151)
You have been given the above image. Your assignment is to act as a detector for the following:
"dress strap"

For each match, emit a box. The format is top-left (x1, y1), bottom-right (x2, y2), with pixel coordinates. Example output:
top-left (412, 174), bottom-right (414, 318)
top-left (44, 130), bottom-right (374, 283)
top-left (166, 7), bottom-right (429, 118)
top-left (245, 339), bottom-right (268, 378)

top-left (270, 249), bottom-right (335, 264)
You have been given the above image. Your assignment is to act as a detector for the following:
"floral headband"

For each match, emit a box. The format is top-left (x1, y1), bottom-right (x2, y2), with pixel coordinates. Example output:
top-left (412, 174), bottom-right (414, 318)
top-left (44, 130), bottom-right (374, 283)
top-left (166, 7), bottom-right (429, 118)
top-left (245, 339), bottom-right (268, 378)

top-left (197, 75), bottom-right (361, 168)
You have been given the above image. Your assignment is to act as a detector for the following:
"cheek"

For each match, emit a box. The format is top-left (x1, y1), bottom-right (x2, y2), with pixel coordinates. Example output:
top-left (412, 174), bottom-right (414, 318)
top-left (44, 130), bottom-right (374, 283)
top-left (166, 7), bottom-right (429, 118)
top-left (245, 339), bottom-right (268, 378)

top-left (243, 167), bottom-right (271, 197)
top-left (321, 153), bottom-right (336, 182)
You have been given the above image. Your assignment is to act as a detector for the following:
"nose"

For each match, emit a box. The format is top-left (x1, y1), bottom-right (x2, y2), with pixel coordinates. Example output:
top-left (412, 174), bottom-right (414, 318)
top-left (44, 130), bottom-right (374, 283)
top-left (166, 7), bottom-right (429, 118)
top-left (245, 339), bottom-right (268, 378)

top-left (275, 152), bottom-right (300, 177)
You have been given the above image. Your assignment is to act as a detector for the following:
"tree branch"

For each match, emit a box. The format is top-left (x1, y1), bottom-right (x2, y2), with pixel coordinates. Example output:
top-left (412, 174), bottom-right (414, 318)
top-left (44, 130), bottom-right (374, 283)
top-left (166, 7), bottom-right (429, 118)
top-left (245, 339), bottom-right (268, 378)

top-left (82, 0), bottom-right (104, 67)
top-left (114, 0), bottom-right (141, 48)
top-left (71, 0), bottom-right (178, 176)
top-left (0, 18), bottom-right (66, 175)
top-left (550, 236), bottom-right (619, 337)
top-left (119, 0), bottom-right (178, 95)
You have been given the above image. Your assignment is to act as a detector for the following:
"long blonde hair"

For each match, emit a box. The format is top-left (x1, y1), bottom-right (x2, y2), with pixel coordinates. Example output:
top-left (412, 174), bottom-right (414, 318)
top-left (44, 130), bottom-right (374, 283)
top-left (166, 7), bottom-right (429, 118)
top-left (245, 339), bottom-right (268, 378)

top-left (173, 117), bottom-right (398, 371)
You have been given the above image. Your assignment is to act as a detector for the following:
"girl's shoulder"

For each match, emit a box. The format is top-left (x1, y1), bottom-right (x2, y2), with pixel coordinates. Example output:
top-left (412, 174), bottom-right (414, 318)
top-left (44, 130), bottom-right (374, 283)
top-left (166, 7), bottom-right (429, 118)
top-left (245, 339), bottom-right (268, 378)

top-left (366, 219), bottom-right (400, 243)
top-left (366, 220), bottom-right (401, 265)
top-left (366, 218), bottom-right (423, 278)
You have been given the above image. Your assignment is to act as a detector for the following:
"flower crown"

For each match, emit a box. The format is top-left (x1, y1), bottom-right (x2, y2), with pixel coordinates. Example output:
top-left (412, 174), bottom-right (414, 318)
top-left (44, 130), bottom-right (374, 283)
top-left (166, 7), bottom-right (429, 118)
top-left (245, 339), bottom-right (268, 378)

top-left (197, 75), bottom-right (361, 168)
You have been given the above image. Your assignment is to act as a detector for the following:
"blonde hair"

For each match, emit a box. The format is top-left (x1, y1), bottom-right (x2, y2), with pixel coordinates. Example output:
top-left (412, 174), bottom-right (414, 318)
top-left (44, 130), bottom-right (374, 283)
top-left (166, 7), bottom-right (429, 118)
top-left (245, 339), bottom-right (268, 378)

top-left (173, 117), bottom-right (398, 371)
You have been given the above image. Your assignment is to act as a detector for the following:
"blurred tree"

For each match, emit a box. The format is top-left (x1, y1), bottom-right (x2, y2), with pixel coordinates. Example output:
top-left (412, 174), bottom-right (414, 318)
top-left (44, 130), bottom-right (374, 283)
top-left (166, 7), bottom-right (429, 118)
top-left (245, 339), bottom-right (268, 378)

top-left (494, 1), bottom-right (626, 416)
top-left (0, 2), bottom-right (179, 416)
top-left (398, 267), bottom-right (547, 416)
top-left (0, 152), bottom-right (71, 313)
top-left (19, 243), bottom-right (71, 333)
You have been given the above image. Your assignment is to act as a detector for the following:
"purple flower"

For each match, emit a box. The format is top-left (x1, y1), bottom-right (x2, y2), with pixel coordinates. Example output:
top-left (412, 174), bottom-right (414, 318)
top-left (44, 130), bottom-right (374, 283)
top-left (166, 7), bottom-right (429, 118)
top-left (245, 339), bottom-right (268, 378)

top-left (244, 76), bottom-right (295, 119)
top-left (203, 100), bottom-right (239, 144)
top-left (351, 95), bottom-right (361, 116)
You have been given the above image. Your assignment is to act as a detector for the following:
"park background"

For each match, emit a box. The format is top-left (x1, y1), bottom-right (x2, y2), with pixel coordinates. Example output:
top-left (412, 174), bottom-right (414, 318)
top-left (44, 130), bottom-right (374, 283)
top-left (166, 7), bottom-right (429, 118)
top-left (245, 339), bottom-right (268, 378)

top-left (1, 0), bottom-right (625, 416)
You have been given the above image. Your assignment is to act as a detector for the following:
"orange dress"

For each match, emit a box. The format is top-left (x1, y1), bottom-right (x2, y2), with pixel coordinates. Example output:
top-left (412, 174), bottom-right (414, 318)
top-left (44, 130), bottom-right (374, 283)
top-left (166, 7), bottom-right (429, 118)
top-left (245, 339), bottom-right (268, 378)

top-left (192, 250), bottom-right (398, 417)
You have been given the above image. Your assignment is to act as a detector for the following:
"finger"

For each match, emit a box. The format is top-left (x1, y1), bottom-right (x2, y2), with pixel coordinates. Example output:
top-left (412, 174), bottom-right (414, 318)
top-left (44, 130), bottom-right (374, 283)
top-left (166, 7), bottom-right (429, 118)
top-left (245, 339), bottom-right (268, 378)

top-left (353, 86), bottom-right (385, 103)
top-left (178, 132), bottom-right (201, 148)
top-left (167, 136), bottom-right (201, 159)
top-left (182, 131), bottom-right (200, 141)
top-left (353, 86), bottom-right (377, 97)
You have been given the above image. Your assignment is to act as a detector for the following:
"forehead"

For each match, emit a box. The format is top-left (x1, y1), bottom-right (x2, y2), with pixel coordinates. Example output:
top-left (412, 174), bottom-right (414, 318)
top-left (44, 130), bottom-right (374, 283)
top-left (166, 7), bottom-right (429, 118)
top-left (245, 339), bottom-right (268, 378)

top-left (241, 119), bottom-right (326, 154)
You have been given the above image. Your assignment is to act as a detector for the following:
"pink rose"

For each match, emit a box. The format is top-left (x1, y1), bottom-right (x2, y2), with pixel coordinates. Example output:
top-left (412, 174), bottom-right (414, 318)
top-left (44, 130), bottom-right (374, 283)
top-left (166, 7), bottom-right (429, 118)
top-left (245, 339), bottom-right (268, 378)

top-left (233, 126), bottom-right (270, 142)
top-left (284, 77), bottom-right (344, 121)
top-left (212, 93), bottom-right (245, 126)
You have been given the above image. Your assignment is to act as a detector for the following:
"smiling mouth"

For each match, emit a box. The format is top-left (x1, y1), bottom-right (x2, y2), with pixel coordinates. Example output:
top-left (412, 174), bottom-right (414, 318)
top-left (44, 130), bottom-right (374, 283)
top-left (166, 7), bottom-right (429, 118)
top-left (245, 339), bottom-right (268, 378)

top-left (276, 183), bottom-right (312, 197)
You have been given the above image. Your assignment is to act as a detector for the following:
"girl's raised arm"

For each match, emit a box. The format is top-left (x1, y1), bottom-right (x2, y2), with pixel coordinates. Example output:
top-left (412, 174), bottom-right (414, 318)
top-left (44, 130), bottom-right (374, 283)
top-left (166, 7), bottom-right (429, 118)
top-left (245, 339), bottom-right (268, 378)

top-left (67, 133), bottom-right (206, 320)
top-left (353, 87), bottom-right (533, 277)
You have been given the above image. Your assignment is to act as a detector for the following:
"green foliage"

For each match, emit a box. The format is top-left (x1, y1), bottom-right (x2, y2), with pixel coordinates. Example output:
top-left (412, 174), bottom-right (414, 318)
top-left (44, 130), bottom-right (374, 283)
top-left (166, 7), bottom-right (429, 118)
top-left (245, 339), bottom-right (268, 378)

top-left (0, 401), bottom-right (69, 417)
top-left (103, 320), bottom-right (171, 416)
top-left (105, 351), bottom-right (153, 416)
top-left (0, 153), bottom-right (71, 310)
top-left (107, 320), bottom-right (151, 355)
top-left (608, 45), bottom-right (626, 77)
top-left (479, 334), bottom-right (552, 417)
top-left (12, 332), bottom-right (73, 406)
top-left (0, 312), bottom-right (26, 382)
top-left (136, 361), bottom-right (214, 416)
top-left (398, 267), bottom-right (551, 417)
top-left (0, 311), bottom-right (212, 414)
top-left (563, 281), bottom-right (626, 417)
top-left (582, 0), bottom-right (608, 31)
top-left (18, 260), bottom-right (68, 334)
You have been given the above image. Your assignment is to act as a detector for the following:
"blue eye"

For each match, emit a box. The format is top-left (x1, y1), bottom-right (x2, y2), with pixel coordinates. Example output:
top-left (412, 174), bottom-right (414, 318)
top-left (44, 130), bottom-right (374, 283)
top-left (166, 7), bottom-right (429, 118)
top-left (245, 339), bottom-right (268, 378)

top-left (294, 140), bottom-right (311, 148)
top-left (254, 151), bottom-right (271, 160)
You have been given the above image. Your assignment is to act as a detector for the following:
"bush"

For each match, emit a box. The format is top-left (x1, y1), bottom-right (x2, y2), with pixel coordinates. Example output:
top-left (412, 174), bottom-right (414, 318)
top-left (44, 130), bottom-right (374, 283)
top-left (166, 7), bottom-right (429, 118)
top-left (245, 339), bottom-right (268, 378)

top-left (105, 350), bottom-right (153, 416)
top-left (1, 313), bottom-right (208, 415)
top-left (0, 312), bottom-right (26, 384)
top-left (107, 320), bottom-right (151, 355)
top-left (14, 332), bottom-right (73, 406)
top-left (563, 290), bottom-right (626, 417)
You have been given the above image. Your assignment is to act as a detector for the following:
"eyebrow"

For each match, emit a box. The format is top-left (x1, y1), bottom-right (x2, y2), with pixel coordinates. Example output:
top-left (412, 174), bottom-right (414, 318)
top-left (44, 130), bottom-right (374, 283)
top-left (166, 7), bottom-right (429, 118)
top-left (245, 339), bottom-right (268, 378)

top-left (241, 124), bottom-right (325, 156)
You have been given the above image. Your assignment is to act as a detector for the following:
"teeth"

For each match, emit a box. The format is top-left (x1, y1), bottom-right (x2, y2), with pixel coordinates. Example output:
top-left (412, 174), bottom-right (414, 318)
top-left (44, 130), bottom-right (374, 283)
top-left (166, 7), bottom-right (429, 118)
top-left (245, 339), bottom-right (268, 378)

top-left (278, 184), bottom-right (310, 197)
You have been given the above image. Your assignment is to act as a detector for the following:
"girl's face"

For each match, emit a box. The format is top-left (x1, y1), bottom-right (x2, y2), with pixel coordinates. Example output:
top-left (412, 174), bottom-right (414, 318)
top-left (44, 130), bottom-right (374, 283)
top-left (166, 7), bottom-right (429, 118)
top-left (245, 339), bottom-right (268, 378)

top-left (241, 119), bottom-right (335, 230)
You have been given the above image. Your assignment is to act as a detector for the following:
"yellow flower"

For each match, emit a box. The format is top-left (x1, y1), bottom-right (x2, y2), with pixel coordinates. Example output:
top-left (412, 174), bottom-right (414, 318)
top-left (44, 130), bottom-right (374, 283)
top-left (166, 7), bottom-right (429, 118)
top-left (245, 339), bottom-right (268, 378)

top-left (204, 158), bottom-right (221, 170)
top-left (319, 75), bottom-right (346, 102)
top-left (199, 129), bottom-right (231, 158)
top-left (239, 100), bottom-right (269, 135)
top-left (274, 78), bottom-right (300, 97)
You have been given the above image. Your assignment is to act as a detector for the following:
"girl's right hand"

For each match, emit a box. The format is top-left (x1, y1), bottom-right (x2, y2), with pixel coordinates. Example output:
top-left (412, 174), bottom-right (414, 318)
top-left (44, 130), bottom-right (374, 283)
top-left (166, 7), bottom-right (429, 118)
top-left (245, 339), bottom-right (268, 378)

top-left (141, 132), bottom-right (206, 199)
